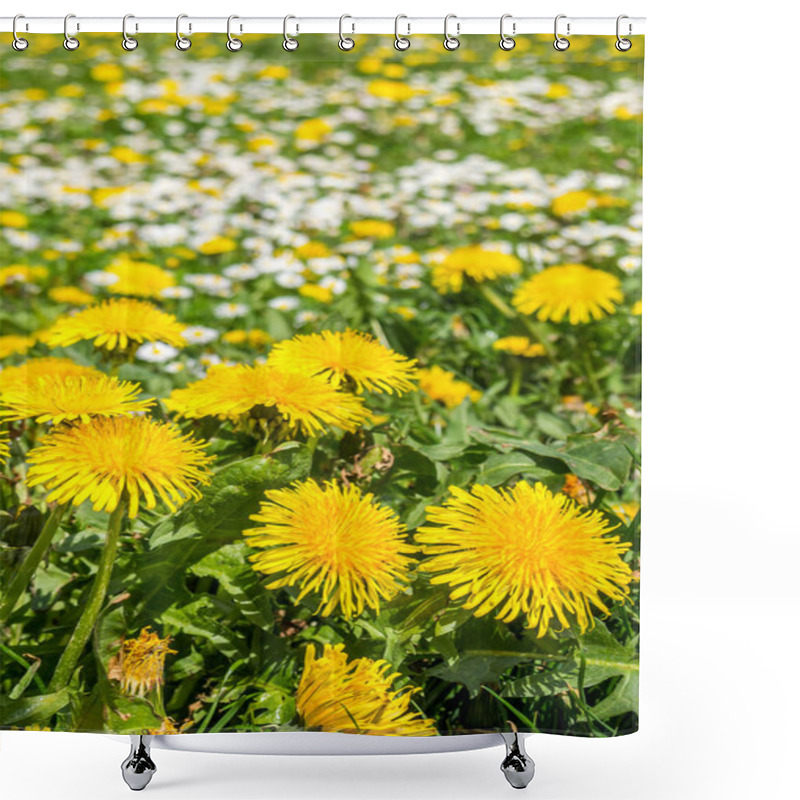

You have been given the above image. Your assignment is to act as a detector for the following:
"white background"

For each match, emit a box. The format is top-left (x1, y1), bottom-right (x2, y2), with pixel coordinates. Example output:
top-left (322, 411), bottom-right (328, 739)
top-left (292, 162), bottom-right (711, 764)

top-left (2, 1), bottom-right (799, 798)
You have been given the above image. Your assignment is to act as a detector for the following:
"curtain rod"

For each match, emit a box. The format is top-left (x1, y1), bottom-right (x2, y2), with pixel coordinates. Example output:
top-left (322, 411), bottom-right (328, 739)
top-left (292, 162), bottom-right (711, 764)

top-left (0, 16), bottom-right (646, 36)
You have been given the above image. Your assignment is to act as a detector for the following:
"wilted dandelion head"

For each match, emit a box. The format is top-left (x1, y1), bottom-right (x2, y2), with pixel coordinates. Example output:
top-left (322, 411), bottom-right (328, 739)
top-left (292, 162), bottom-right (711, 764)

top-left (165, 363), bottom-right (370, 436)
top-left (244, 480), bottom-right (415, 619)
top-left (512, 264), bottom-right (622, 325)
top-left (267, 330), bottom-right (417, 395)
top-left (432, 245), bottom-right (521, 294)
top-left (416, 481), bottom-right (633, 637)
top-left (25, 416), bottom-right (213, 517)
top-left (0, 374), bottom-right (154, 424)
top-left (417, 365), bottom-right (481, 409)
top-left (106, 260), bottom-right (176, 298)
top-left (296, 643), bottom-right (436, 736)
top-left (42, 298), bottom-right (186, 351)
top-left (108, 628), bottom-right (176, 697)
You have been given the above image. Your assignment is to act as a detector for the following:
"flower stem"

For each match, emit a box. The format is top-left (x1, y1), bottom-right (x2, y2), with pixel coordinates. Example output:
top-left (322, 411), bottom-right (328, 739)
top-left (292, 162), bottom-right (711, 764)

top-left (47, 501), bottom-right (126, 693)
top-left (0, 503), bottom-right (67, 625)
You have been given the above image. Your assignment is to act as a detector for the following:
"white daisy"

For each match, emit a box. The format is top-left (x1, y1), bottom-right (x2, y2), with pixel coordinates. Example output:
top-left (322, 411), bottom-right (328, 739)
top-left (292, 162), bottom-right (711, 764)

top-left (214, 302), bottom-right (249, 319)
top-left (136, 342), bottom-right (179, 363)
top-left (181, 325), bottom-right (219, 345)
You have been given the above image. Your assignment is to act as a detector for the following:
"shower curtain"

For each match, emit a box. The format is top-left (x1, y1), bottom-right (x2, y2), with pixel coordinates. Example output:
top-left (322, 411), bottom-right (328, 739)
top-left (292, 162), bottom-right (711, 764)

top-left (0, 32), bottom-right (642, 739)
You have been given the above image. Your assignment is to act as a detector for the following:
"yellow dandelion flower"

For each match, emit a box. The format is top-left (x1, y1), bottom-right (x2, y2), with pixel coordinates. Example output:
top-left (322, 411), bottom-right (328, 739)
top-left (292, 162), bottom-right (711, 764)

top-left (42, 298), bottom-right (186, 351)
top-left (105, 259), bottom-right (176, 298)
top-left (109, 146), bottom-right (148, 165)
top-left (0, 374), bottom-right (153, 425)
top-left (0, 335), bottom-right (36, 360)
top-left (432, 246), bottom-right (521, 293)
top-left (221, 329), bottom-right (272, 347)
top-left (417, 365), bottom-right (481, 409)
top-left (298, 283), bottom-right (333, 303)
top-left (198, 236), bottom-right (237, 255)
top-left (417, 482), bottom-right (633, 637)
top-left (349, 220), bottom-right (396, 239)
top-left (0, 430), bottom-right (10, 465)
top-left (48, 286), bottom-right (95, 306)
top-left (296, 644), bottom-right (436, 736)
top-left (551, 190), bottom-right (596, 217)
top-left (91, 63), bottom-right (123, 82)
top-left (25, 416), bottom-right (213, 518)
top-left (295, 118), bottom-right (333, 143)
top-left (0, 211), bottom-right (28, 228)
top-left (366, 79), bottom-right (416, 101)
top-left (512, 264), bottom-right (623, 324)
top-left (267, 330), bottom-right (417, 395)
top-left (492, 336), bottom-right (546, 358)
top-left (165, 363), bottom-right (369, 436)
top-left (0, 357), bottom-right (102, 390)
top-left (294, 241), bottom-right (331, 260)
top-left (631, 300), bottom-right (642, 316)
top-left (244, 480), bottom-right (415, 618)
top-left (108, 628), bottom-right (176, 697)
top-left (1, 265), bottom-right (48, 285)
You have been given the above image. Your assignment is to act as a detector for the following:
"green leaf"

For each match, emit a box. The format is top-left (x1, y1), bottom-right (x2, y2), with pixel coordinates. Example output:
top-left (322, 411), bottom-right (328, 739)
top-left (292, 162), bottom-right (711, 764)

top-left (161, 597), bottom-right (249, 659)
top-left (0, 689), bottom-right (70, 726)
top-left (105, 696), bottom-right (165, 734)
top-left (471, 430), bottom-right (633, 491)
top-left (247, 684), bottom-right (296, 728)
top-left (132, 447), bottom-right (311, 619)
top-left (502, 665), bottom-right (576, 698)
top-left (191, 542), bottom-right (273, 628)
top-left (578, 620), bottom-right (638, 686)
top-left (589, 672), bottom-right (639, 721)
top-left (476, 452), bottom-right (541, 485)
top-left (192, 447), bottom-right (312, 538)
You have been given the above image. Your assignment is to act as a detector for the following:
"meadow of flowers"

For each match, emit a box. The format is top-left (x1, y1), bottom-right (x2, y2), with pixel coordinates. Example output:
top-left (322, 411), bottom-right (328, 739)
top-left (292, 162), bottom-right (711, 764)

top-left (0, 33), bottom-right (642, 738)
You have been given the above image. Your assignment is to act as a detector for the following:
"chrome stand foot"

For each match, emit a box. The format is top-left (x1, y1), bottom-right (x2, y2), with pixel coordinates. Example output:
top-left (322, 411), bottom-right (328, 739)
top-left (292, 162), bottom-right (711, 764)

top-left (500, 731), bottom-right (535, 789)
top-left (121, 735), bottom-right (156, 791)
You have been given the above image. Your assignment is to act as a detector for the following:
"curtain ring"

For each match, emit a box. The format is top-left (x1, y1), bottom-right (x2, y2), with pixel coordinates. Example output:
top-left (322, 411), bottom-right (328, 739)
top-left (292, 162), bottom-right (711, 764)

top-left (499, 14), bottom-right (516, 51)
top-left (122, 14), bottom-right (138, 51)
top-left (615, 15), bottom-right (632, 51)
top-left (63, 13), bottom-right (80, 51)
top-left (227, 15), bottom-right (243, 51)
top-left (553, 14), bottom-right (570, 51)
top-left (176, 14), bottom-right (192, 51)
top-left (443, 14), bottom-right (460, 51)
top-left (338, 14), bottom-right (355, 51)
top-left (12, 15), bottom-right (29, 51)
top-left (394, 15), bottom-right (411, 51)
top-left (283, 16), bottom-right (299, 51)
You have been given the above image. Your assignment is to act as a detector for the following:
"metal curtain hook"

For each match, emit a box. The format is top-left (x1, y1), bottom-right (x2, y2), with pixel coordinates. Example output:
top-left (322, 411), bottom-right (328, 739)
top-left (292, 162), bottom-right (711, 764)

top-left (443, 14), bottom-right (460, 51)
top-left (394, 15), bottom-right (410, 51)
top-left (122, 14), bottom-right (138, 51)
top-left (283, 15), bottom-right (299, 51)
top-left (338, 14), bottom-right (355, 51)
top-left (227, 15), bottom-right (243, 51)
top-left (176, 14), bottom-right (192, 51)
top-left (12, 14), bottom-right (29, 51)
top-left (553, 14), bottom-right (570, 51)
top-left (63, 13), bottom-right (79, 51)
top-left (499, 14), bottom-right (516, 50)
top-left (615, 14), bottom-right (632, 51)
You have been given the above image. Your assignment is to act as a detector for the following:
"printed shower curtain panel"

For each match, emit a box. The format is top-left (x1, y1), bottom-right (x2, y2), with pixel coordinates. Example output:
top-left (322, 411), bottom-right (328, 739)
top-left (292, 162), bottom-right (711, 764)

top-left (0, 32), bottom-right (642, 740)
